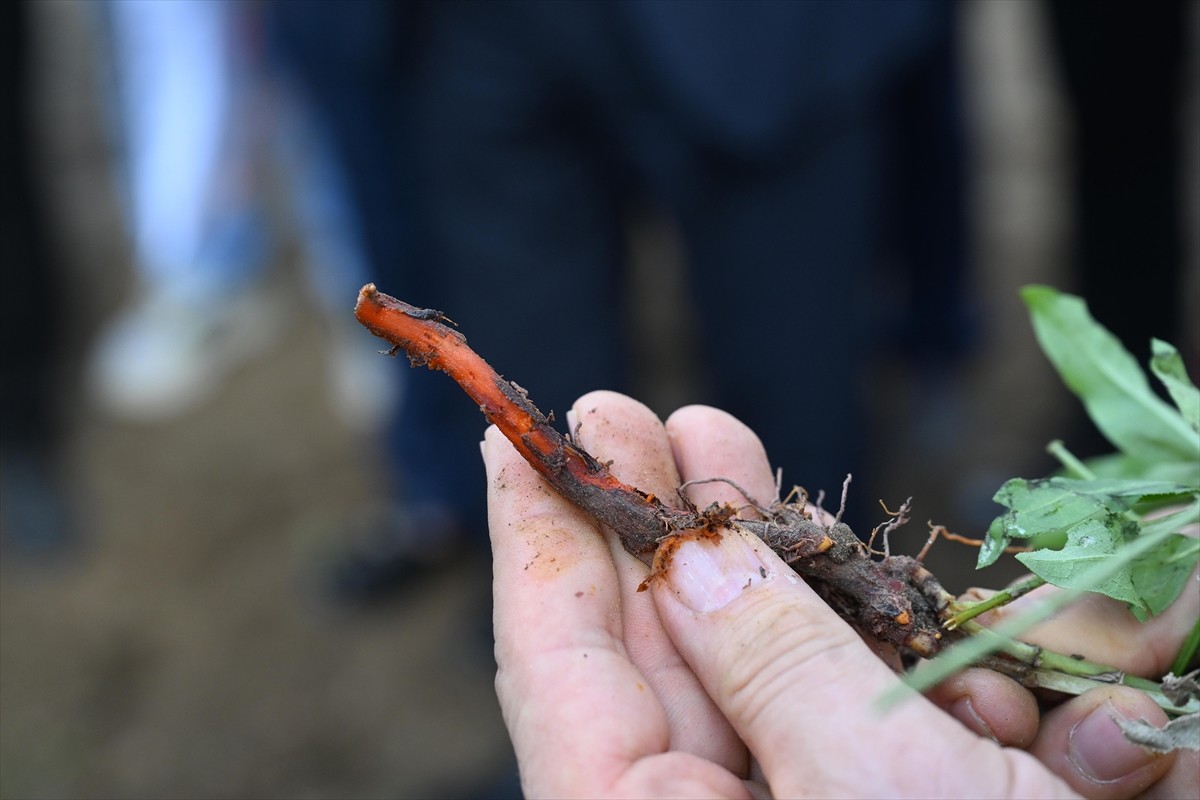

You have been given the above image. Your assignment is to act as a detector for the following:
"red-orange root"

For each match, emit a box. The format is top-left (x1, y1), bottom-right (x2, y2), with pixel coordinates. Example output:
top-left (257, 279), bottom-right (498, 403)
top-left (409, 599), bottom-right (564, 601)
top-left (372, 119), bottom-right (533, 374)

top-left (355, 284), bottom-right (680, 557)
top-left (354, 284), bottom-right (955, 656)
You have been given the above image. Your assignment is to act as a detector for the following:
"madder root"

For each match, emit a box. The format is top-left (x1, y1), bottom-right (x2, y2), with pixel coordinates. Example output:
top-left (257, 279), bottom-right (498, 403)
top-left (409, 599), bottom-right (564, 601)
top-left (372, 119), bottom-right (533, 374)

top-left (354, 284), bottom-right (956, 657)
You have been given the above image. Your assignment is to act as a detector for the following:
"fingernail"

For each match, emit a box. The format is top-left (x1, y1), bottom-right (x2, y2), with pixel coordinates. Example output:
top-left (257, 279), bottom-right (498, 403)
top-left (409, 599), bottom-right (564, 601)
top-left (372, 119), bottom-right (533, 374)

top-left (664, 530), bottom-right (776, 613)
top-left (1068, 702), bottom-right (1156, 784)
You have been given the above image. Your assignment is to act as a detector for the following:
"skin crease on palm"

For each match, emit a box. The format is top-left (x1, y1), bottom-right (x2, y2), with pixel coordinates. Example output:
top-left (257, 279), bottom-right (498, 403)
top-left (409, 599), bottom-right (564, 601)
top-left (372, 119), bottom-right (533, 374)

top-left (482, 390), bottom-right (1197, 800)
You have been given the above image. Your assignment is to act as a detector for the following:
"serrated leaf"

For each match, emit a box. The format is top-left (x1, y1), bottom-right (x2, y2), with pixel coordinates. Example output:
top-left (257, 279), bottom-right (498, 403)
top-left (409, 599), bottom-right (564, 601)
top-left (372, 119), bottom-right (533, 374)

top-left (1022, 286), bottom-right (1198, 464)
top-left (996, 478), bottom-right (1117, 529)
top-left (1151, 338), bottom-right (1200, 434)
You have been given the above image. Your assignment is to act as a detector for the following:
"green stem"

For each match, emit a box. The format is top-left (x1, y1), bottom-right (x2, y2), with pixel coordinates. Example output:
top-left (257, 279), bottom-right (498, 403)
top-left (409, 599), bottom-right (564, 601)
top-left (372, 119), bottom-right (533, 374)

top-left (978, 655), bottom-right (1199, 716)
top-left (1047, 439), bottom-right (1096, 479)
top-left (1171, 615), bottom-right (1200, 677)
top-left (960, 621), bottom-right (1197, 715)
top-left (888, 520), bottom-right (1195, 713)
top-left (944, 575), bottom-right (1047, 630)
top-left (959, 620), bottom-right (1132, 680)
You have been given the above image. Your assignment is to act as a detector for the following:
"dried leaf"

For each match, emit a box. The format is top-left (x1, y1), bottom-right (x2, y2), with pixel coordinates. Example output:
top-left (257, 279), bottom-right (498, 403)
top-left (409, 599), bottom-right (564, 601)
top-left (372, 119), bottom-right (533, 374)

top-left (1116, 712), bottom-right (1200, 754)
top-left (1162, 671), bottom-right (1200, 707)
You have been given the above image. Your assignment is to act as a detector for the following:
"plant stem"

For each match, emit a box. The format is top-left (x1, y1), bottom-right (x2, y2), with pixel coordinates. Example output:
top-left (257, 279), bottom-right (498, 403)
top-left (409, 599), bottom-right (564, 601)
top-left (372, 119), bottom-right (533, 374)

top-left (944, 575), bottom-right (1047, 630)
top-left (959, 620), bottom-right (1124, 678)
top-left (977, 655), bottom-right (1199, 716)
top-left (960, 621), bottom-right (1199, 716)
top-left (1171, 615), bottom-right (1200, 677)
top-left (1047, 439), bottom-right (1096, 479)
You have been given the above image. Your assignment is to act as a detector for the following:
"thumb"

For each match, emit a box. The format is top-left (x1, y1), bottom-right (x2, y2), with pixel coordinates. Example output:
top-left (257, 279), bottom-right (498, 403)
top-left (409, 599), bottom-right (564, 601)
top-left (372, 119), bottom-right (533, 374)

top-left (651, 527), bottom-right (1078, 799)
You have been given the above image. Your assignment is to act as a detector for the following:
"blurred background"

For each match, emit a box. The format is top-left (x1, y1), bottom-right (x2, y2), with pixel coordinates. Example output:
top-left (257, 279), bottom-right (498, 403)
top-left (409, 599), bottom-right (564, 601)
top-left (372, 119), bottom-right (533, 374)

top-left (2, 1), bottom-right (1196, 798)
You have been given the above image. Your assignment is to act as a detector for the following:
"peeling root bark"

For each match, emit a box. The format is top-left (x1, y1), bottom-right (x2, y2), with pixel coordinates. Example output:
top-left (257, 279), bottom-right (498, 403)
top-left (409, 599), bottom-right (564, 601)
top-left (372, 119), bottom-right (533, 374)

top-left (355, 284), bottom-right (957, 657)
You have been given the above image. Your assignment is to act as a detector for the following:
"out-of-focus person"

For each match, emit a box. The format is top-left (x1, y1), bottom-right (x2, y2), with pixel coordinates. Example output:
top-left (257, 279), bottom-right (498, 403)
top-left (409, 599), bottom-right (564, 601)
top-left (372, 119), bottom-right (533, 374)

top-left (1, 0), bottom-right (77, 558)
top-left (87, 0), bottom-right (398, 431)
top-left (369, 0), bottom-right (974, 576)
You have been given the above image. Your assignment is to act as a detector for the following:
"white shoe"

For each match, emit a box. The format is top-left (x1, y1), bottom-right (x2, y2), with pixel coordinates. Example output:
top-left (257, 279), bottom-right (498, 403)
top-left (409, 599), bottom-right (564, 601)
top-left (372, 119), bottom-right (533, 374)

top-left (88, 283), bottom-right (287, 422)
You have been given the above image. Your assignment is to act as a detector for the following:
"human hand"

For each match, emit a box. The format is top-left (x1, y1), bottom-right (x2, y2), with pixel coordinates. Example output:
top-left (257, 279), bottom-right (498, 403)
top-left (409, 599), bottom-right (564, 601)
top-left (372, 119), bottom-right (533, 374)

top-left (483, 390), bottom-right (1187, 799)
top-left (932, 570), bottom-right (1198, 799)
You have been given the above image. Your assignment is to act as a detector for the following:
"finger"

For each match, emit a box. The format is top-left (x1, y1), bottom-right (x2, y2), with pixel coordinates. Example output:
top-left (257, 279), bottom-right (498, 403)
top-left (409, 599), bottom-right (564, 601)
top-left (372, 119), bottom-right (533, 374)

top-left (1028, 686), bottom-right (1177, 799)
top-left (1138, 749), bottom-right (1198, 800)
top-left (570, 392), bottom-right (746, 774)
top-left (666, 405), bottom-right (779, 516)
top-left (484, 423), bottom-right (669, 796)
top-left (651, 528), bottom-right (1079, 797)
top-left (924, 668), bottom-right (1040, 747)
top-left (653, 413), bottom-right (1078, 798)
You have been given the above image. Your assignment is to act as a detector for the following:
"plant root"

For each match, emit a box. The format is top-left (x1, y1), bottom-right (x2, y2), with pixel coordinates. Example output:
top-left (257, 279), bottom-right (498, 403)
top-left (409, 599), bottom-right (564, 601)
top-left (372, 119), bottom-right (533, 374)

top-left (355, 284), bottom-right (958, 657)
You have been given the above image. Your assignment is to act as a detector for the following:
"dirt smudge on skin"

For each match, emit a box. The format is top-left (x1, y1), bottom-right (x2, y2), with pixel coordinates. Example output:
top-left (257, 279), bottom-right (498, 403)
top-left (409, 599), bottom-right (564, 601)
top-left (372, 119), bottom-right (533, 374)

top-left (639, 527), bottom-right (725, 592)
top-left (510, 521), bottom-right (592, 581)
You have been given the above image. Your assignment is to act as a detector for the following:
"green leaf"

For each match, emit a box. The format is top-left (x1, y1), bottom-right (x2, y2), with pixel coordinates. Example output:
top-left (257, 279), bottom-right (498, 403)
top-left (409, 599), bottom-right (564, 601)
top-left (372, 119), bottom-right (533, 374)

top-left (979, 515), bottom-right (1010, 568)
top-left (980, 479), bottom-right (1198, 615)
top-left (979, 477), bottom-right (1108, 568)
top-left (978, 476), bottom-right (1194, 568)
top-left (1139, 501), bottom-right (1200, 539)
top-left (1036, 478), bottom-right (1192, 499)
top-left (1134, 503), bottom-right (1200, 620)
top-left (1083, 453), bottom-right (1200, 485)
top-left (1174, 620), bottom-right (1200, 677)
top-left (1151, 338), bottom-right (1200, 433)
top-left (1131, 533), bottom-right (1200, 618)
top-left (1016, 515), bottom-right (1143, 610)
top-left (889, 517), bottom-right (1194, 712)
top-left (1022, 286), bottom-right (1199, 464)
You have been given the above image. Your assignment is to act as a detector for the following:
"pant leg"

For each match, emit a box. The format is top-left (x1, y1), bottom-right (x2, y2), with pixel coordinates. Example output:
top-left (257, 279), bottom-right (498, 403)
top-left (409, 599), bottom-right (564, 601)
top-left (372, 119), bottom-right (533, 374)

top-left (398, 2), bottom-right (630, 535)
top-left (678, 118), bottom-right (888, 531)
top-left (106, 0), bottom-right (265, 299)
top-left (1, 0), bottom-right (60, 449)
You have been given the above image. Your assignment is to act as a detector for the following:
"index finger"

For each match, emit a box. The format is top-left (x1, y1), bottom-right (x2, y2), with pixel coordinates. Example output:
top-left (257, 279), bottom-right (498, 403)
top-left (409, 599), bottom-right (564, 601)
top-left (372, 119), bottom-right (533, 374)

top-left (484, 423), bottom-right (668, 796)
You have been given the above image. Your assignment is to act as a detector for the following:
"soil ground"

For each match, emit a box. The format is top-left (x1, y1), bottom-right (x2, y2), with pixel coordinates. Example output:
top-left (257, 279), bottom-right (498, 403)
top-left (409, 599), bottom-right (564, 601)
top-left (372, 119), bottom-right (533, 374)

top-left (2, 3), bottom-right (1196, 799)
